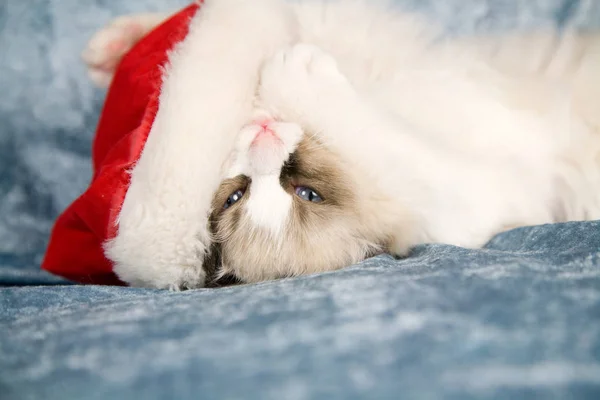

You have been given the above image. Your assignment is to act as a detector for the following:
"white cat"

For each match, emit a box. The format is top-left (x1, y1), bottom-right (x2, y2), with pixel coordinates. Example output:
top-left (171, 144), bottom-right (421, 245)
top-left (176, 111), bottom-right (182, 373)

top-left (84, 0), bottom-right (600, 289)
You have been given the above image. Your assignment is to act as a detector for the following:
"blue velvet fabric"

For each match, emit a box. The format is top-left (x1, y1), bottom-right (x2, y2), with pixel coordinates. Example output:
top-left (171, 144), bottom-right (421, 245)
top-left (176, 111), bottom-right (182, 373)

top-left (1, 1), bottom-right (599, 399)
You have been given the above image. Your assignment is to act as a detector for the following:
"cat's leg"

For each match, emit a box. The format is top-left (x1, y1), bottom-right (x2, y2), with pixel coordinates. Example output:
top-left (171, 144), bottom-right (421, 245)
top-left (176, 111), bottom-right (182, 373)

top-left (259, 44), bottom-right (428, 252)
top-left (82, 13), bottom-right (170, 87)
top-left (258, 43), bottom-right (590, 250)
top-left (258, 44), bottom-right (515, 251)
top-left (105, 0), bottom-right (294, 290)
top-left (259, 44), bottom-right (414, 171)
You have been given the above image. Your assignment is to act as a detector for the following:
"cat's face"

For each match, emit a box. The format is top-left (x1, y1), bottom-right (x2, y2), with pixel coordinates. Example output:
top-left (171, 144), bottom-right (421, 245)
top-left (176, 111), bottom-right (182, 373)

top-left (203, 119), bottom-right (382, 286)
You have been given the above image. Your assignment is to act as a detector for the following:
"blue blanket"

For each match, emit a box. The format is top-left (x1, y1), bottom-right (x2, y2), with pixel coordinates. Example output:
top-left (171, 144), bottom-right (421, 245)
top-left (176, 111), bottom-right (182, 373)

top-left (1, 1), bottom-right (599, 399)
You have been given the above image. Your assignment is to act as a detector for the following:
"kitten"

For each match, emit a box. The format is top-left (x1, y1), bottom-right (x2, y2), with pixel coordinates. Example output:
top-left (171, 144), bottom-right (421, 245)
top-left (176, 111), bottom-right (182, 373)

top-left (85, 0), bottom-right (600, 289)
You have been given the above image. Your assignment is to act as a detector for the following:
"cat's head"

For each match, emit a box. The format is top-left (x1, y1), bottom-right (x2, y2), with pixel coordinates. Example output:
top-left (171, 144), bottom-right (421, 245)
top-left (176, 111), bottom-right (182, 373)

top-left (203, 118), bottom-right (391, 286)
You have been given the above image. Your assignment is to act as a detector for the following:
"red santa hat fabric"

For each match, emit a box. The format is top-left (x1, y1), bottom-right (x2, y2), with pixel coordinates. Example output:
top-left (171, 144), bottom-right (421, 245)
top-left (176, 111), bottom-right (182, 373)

top-left (41, 3), bottom-right (201, 285)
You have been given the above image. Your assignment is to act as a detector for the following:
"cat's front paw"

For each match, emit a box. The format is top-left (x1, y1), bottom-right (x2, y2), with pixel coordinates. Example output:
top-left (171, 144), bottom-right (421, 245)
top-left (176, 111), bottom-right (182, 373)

top-left (259, 44), bottom-right (352, 120)
top-left (105, 230), bottom-right (208, 291)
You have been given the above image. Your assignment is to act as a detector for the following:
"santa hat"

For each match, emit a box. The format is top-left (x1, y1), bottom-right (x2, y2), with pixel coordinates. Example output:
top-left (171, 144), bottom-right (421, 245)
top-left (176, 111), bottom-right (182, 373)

top-left (41, 3), bottom-right (201, 285)
top-left (43, 0), bottom-right (293, 288)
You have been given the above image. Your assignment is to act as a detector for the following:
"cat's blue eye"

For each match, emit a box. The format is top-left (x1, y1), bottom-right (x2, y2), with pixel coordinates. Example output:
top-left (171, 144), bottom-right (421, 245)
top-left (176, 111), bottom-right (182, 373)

top-left (294, 186), bottom-right (323, 203)
top-left (224, 189), bottom-right (245, 209)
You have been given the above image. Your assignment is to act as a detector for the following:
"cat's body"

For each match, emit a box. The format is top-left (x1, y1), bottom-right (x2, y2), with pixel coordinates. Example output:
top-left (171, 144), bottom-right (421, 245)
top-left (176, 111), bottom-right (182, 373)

top-left (85, 0), bottom-right (600, 289)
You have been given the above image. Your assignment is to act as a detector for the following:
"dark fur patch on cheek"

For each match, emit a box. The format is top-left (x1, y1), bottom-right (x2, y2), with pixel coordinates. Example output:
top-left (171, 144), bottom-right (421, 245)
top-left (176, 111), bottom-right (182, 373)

top-left (280, 153), bottom-right (299, 190)
top-left (202, 241), bottom-right (222, 285)
top-left (202, 241), bottom-right (244, 288)
top-left (203, 209), bottom-right (227, 286)
top-left (203, 201), bottom-right (246, 288)
top-left (207, 273), bottom-right (243, 288)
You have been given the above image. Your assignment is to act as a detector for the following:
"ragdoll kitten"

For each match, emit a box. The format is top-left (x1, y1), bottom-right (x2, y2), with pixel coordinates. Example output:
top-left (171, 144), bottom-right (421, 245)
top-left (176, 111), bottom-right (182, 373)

top-left (84, 0), bottom-right (600, 289)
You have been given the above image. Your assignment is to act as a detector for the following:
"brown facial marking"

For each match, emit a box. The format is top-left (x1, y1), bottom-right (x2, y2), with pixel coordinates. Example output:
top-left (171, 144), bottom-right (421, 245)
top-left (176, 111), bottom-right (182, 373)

top-left (205, 133), bottom-right (385, 285)
top-left (211, 175), bottom-right (251, 217)
top-left (280, 136), bottom-right (355, 209)
top-left (201, 241), bottom-right (222, 286)
top-left (203, 175), bottom-right (249, 286)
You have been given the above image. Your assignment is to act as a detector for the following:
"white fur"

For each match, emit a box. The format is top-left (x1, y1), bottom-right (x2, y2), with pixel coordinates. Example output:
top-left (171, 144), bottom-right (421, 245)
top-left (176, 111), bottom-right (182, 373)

top-left (259, 40), bottom-right (599, 246)
top-left (228, 120), bottom-right (303, 237)
top-left (104, 0), bottom-right (294, 289)
top-left (246, 176), bottom-right (292, 237)
top-left (101, 0), bottom-right (600, 289)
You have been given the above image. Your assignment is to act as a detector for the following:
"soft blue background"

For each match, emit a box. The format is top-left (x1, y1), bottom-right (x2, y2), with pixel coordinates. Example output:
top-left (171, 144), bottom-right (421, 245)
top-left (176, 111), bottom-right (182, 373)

top-left (1, 1), bottom-right (599, 399)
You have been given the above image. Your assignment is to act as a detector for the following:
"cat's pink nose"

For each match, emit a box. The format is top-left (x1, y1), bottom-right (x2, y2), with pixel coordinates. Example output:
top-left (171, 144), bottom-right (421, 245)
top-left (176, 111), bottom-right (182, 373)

top-left (250, 121), bottom-right (282, 147)
top-left (258, 119), bottom-right (273, 130)
top-left (253, 117), bottom-right (274, 129)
